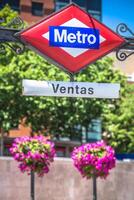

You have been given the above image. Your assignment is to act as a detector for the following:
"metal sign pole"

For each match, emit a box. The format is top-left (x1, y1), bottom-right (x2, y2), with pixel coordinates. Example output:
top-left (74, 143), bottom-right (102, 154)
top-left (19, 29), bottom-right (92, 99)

top-left (93, 175), bottom-right (97, 200)
top-left (69, 71), bottom-right (98, 200)
top-left (69, 73), bottom-right (74, 82)
top-left (0, 129), bottom-right (4, 156)
top-left (30, 131), bottom-right (35, 200)
top-left (31, 171), bottom-right (35, 200)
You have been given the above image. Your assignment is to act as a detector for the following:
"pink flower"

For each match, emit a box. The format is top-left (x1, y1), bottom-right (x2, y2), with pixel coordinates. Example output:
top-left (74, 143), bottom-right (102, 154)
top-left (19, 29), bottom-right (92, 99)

top-left (71, 140), bottom-right (116, 179)
top-left (10, 136), bottom-right (56, 177)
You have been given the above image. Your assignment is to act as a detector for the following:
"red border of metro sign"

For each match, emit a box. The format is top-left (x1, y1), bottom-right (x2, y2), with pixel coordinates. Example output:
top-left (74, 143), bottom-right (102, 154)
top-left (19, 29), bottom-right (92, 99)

top-left (19, 3), bottom-right (125, 74)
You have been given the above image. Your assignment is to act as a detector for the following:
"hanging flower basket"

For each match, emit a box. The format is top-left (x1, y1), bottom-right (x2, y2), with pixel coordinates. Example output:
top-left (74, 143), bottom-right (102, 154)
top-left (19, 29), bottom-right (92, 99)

top-left (10, 135), bottom-right (56, 177)
top-left (72, 141), bottom-right (116, 179)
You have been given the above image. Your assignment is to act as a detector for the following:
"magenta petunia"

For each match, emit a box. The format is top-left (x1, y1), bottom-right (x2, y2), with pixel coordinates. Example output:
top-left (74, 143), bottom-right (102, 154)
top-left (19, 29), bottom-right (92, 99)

top-left (71, 140), bottom-right (116, 179)
top-left (10, 136), bottom-right (56, 177)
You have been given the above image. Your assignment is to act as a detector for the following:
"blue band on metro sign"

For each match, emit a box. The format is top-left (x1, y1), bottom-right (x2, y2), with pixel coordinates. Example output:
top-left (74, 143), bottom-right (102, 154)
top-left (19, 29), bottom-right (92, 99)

top-left (49, 26), bottom-right (100, 49)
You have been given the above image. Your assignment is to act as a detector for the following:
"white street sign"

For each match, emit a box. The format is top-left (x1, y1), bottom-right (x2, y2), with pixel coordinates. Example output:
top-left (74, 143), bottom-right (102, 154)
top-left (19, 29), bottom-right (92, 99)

top-left (22, 79), bottom-right (120, 99)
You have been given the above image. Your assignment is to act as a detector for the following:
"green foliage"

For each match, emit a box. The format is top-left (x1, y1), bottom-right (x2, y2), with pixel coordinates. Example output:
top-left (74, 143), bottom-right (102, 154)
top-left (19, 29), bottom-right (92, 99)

top-left (103, 84), bottom-right (134, 153)
top-left (0, 4), bottom-right (18, 25)
top-left (0, 5), bottom-right (18, 66)
top-left (0, 46), bottom-right (127, 139)
top-left (1, 5), bottom-right (134, 154)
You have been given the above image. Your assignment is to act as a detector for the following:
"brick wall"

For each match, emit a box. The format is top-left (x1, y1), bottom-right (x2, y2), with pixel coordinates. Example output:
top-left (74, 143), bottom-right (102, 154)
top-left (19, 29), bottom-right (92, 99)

top-left (20, 0), bottom-right (54, 24)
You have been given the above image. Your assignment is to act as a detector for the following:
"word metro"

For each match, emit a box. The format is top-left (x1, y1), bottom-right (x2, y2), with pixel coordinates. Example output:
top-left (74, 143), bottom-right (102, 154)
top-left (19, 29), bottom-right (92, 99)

top-left (49, 26), bottom-right (100, 49)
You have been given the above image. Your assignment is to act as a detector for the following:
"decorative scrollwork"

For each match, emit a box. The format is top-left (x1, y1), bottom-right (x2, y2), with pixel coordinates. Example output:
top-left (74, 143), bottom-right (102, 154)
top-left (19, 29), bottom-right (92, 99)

top-left (0, 43), bottom-right (6, 54)
top-left (7, 17), bottom-right (25, 30)
top-left (0, 17), bottom-right (24, 30)
top-left (6, 42), bottom-right (25, 54)
top-left (0, 42), bottom-right (25, 55)
top-left (116, 23), bottom-right (134, 37)
top-left (0, 17), bottom-right (25, 54)
top-left (116, 50), bottom-right (127, 61)
top-left (116, 49), bottom-right (134, 61)
top-left (116, 23), bottom-right (134, 61)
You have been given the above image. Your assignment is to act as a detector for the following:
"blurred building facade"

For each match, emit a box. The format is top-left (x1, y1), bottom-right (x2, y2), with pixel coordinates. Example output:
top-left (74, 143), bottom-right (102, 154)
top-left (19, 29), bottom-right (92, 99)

top-left (0, 0), bottom-right (102, 24)
top-left (110, 52), bottom-right (134, 84)
top-left (0, 0), bottom-right (134, 157)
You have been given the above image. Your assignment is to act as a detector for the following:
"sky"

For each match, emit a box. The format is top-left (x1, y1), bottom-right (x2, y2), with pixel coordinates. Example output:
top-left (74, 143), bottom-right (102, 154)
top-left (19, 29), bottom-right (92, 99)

top-left (102, 0), bottom-right (134, 34)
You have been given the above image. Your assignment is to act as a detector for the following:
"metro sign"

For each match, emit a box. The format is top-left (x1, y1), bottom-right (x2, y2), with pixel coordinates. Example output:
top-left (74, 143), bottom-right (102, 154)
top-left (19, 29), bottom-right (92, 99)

top-left (19, 3), bottom-right (125, 74)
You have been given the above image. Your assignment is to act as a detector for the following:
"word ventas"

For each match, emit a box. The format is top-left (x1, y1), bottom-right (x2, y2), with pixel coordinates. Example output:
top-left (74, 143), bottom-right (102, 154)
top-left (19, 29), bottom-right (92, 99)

top-left (52, 84), bottom-right (94, 95)
top-left (23, 80), bottom-right (120, 99)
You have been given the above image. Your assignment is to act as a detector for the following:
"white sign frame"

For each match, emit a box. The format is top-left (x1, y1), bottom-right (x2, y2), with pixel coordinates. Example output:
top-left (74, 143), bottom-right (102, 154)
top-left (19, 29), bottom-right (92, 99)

top-left (23, 79), bottom-right (120, 99)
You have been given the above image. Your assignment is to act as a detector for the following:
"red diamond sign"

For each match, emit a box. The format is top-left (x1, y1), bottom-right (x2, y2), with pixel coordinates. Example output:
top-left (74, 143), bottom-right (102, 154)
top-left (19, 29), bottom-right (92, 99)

top-left (19, 3), bottom-right (125, 74)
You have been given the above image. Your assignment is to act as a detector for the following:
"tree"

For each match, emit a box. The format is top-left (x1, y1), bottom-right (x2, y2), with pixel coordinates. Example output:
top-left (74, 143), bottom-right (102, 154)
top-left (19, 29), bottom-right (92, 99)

top-left (0, 5), bottom-right (128, 142)
top-left (0, 51), bottom-right (127, 139)
top-left (103, 83), bottom-right (134, 153)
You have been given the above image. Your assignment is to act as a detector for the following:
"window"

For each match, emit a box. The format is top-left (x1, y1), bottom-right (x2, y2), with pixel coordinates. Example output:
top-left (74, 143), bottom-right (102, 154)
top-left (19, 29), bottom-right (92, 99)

top-left (73, 0), bottom-right (85, 10)
top-left (88, 10), bottom-right (101, 21)
top-left (87, 0), bottom-right (102, 21)
top-left (0, 0), bottom-right (20, 11)
top-left (54, 0), bottom-right (102, 21)
top-left (86, 119), bottom-right (102, 142)
top-left (32, 2), bottom-right (44, 16)
top-left (10, 0), bottom-right (20, 11)
top-left (87, 0), bottom-right (101, 11)
top-left (55, 0), bottom-right (86, 11)
top-left (55, 0), bottom-right (69, 11)
top-left (0, 0), bottom-right (6, 8)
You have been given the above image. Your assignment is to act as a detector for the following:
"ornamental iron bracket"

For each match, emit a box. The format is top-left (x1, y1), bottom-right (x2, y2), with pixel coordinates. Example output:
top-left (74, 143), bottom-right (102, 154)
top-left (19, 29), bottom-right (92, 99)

top-left (0, 17), bottom-right (134, 62)
top-left (0, 17), bottom-right (25, 54)
top-left (116, 23), bottom-right (134, 61)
